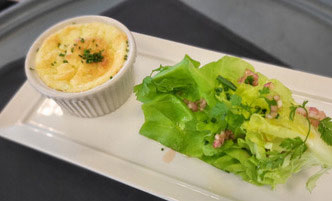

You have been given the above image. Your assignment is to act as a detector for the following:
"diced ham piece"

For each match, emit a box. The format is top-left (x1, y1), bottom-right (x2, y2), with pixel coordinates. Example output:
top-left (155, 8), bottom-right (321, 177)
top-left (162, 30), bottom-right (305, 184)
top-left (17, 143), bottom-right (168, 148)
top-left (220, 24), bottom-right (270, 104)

top-left (213, 130), bottom-right (234, 148)
top-left (238, 69), bottom-right (259, 86)
top-left (273, 95), bottom-right (280, 101)
top-left (183, 98), bottom-right (207, 112)
top-left (264, 82), bottom-right (274, 89)
top-left (277, 100), bottom-right (282, 108)
top-left (266, 97), bottom-right (281, 120)
top-left (296, 107), bottom-right (306, 116)
top-left (308, 107), bottom-right (326, 120)
top-left (187, 101), bottom-right (198, 112)
top-left (296, 106), bottom-right (327, 127)
top-left (270, 105), bottom-right (278, 113)
top-left (197, 99), bottom-right (207, 111)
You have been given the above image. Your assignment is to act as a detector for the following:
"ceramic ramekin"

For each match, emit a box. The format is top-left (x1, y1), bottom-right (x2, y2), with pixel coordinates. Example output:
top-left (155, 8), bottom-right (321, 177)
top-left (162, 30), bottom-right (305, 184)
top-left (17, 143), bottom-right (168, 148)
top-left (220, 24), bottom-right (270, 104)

top-left (25, 16), bottom-right (136, 118)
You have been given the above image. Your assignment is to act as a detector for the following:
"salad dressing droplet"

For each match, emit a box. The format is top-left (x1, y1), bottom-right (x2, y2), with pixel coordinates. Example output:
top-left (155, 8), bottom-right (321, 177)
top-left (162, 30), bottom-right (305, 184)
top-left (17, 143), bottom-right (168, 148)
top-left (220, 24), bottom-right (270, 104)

top-left (162, 149), bottom-right (176, 163)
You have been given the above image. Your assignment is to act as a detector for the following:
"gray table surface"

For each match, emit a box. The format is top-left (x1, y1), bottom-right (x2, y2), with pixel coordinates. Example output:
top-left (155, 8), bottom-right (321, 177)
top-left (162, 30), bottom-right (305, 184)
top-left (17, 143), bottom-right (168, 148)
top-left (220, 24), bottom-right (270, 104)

top-left (1, 0), bottom-right (332, 77)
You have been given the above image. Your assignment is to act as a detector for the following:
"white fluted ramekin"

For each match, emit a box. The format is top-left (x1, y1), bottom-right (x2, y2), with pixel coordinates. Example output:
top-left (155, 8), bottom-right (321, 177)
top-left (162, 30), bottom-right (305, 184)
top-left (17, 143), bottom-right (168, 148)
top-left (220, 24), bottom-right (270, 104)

top-left (25, 16), bottom-right (136, 118)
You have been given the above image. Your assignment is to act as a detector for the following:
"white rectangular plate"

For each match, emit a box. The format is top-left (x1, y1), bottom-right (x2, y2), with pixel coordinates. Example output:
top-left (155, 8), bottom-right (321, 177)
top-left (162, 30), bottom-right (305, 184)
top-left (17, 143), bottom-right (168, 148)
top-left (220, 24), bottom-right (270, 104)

top-left (1, 33), bottom-right (332, 201)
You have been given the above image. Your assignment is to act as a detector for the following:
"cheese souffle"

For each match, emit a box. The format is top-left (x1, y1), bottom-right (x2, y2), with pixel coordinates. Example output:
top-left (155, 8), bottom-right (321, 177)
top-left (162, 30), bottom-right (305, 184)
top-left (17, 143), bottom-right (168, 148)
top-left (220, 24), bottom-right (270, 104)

top-left (25, 16), bottom-right (136, 118)
top-left (35, 22), bottom-right (128, 93)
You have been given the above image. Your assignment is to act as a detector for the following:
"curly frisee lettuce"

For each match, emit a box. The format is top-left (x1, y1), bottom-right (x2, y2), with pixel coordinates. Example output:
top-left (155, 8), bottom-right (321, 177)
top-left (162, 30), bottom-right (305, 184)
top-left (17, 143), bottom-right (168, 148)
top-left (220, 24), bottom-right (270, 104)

top-left (134, 55), bottom-right (332, 191)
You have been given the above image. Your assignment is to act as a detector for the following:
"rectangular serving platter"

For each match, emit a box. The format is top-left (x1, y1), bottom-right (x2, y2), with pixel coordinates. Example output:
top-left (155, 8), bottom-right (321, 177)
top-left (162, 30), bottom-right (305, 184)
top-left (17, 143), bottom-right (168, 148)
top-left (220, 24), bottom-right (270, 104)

top-left (1, 32), bottom-right (332, 201)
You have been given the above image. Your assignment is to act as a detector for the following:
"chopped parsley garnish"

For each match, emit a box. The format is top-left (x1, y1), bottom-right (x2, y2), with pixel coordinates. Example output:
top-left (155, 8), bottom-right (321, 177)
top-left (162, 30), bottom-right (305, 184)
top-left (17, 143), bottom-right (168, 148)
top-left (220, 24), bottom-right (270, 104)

top-left (276, 113), bottom-right (280, 119)
top-left (51, 61), bottom-right (57, 66)
top-left (59, 53), bottom-right (65, 57)
top-left (318, 117), bottom-right (332, 146)
top-left (261, 108), bottom-right (267, 114)
top-left (63, 60), bottom-right (68, 63)
top-left (244, 75), bottom-right (254, 85)
top-left (29, 67), bottom-right (34, 70)
top-left (226, 93), bottom-right (231, 101)
top-left (71, 47), bottom-right (74, 53)
top-left (82, 49), bottom-right (104, 64)
top-left (57, 43), bottom-right (61, 48)
top-left (216, 75), bottom-right (237, 91)
top-left (215, 87), bottom-right (223, 95)
top-left (264, 97), bottom-right (277, 106)
top-left (81, 38), bottom-right (85, 43)
top-left (110, 76), bottom-right (113, 79)
top-left (211, 117), bottom-right (217, 123)
top-left (124, 55), bottom-right (128, 60)
top-left (259, 86), bottom-right (270, 95)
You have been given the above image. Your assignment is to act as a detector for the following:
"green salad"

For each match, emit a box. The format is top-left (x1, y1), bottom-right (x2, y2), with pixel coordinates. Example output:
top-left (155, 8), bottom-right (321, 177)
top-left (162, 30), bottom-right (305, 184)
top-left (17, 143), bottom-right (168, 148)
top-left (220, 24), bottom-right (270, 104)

top-left (134, 55), bottom-right (332, 191)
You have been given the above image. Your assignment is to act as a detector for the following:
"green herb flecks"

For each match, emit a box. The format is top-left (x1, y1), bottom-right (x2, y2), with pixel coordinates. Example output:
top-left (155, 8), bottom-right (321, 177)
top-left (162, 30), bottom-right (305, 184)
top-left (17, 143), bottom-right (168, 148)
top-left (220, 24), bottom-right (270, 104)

top-left (82, 49), bottom-right (104, 64)
top-left (110, 76), bottom-right (113, 79)
top-left (216, 75), bottom-right (237, 91)
top-left (244, 75), bottom-right (254, 85)
top-left (264, 97), bottom-right (277, 107)
top-left (215, 87), bottom-right (223, 95)
top-left (81, 38), bottom-right (85, 43)
top-left (259, 86), bottom-right (270, 95)
top-left (59, 53), bottom-right (65, 57)
top-left (63, 60), bottom-right (68, 63)
top-left (51, 61), bottom-right (57, 66)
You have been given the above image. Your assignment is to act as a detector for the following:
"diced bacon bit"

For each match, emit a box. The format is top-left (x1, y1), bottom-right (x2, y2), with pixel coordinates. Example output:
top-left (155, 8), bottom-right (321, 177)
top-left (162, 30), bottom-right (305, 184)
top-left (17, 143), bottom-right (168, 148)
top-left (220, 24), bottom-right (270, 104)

top-left (296, 106), bottom-right (327, 127)
top-left (238, 69), bottom-right (259, 86)
top-left (277, 100), bottom-right (283, 108)
top-left (213, 130), bottom-right (234, 148)
top-left (187, 101), bottom-right (198, 112)
top-left (273, 95), bottom-right (280, 101)
top-left (296, 107), bottom-right (306, 116)
top-left (270, 105), bottom-right (278, 112)
top-left (183, 98), bottom-right (207, 112)
top-left (273, 95), bottom-right (283, 109)
top-left (266, 95), bottom-right (282, 119)
top-left (197, 99), bottom-right (207, 111)
top-left (264, 82), bottom-right (274, 89)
